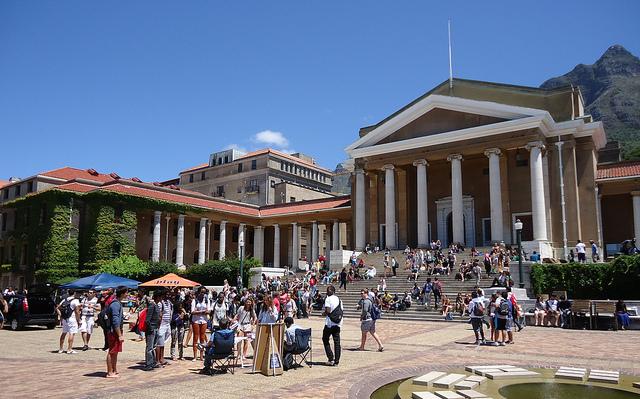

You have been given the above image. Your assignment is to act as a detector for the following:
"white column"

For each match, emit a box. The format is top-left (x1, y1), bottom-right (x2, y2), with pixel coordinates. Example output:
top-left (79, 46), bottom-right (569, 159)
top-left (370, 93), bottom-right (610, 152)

top-left (447, 154), bottom-right (464, 244)
top-left (632, 192), bottom-right (640, 240)
top-left (526, 141), bottom-right (548, 241)
top-left (311, 221), bottom-right (319, 261)
top-left (355, 169), bottom-right (366, 250)
top-left (206, 221), bottom-right (212, 261)
top-left (332, 220), bottom-right (340, 250)
top-left (382, 164), bottom-right (396, 249)
top-left (253, 226), bottom-right (264, 262)
top-left (151, 211), bottom-right (161, 262)
top-left (198, 218), bottom-right (207, 264)
top-left (414, 159), bottom-right (428, 247)
top-left (237, 223), bottom-right (245, 256)
top-left (219, 220), bottom-right (227, 260)
top-left (176, 215), bottom-right (185, 267)
top-left (273, 224), bottom-right (280, 268)
top-left (164, 216), bottom-right (171, 261)
top-left (484, 148), bottom-right (504, 243)
top-left (291, 222), bottom-right (299, 265)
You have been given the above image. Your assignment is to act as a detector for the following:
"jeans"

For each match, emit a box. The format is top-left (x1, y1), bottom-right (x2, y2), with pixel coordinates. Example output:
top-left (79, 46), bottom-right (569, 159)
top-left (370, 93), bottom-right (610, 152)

top-left (471, 318), bottom-right (485, 341)
top-left (339, 280), bottom-right (347, 290)
top-left (170, 325), bottom-right (185, 359)
top-left (433, 290), bottom-right (441, 308)
top-left (422, 291), bottom-right (431, 307)
top-left (145, 328), bottom-right (159, 367)
top-left (322, 325), bottom-right (341, 364)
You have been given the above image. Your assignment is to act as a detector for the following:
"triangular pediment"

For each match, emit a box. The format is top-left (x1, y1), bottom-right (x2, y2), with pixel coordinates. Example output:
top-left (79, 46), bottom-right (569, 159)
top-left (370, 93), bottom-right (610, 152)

top-left (346, 94), bottom-right (549, 153)
top-left (377, 108), bottom-right (507, 145)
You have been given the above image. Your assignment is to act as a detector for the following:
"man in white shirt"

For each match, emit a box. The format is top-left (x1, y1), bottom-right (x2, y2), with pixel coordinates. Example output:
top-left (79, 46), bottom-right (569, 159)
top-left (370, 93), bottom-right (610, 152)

top-left (576, 240), bottom-right (587, 264)
top-left (58, 290), bottom-right (81, 354)
top-left (468, 291), bottom-right (486, 345)
top-left (79, 289), bottom-right (99, 351)
top-left (322, 285), bottom-right (342, 366)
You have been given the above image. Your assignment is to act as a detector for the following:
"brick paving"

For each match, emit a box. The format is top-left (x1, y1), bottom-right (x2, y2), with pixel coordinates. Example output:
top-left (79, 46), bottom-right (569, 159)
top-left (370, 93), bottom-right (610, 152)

top-left (0, 319), bottom-right (638, 399)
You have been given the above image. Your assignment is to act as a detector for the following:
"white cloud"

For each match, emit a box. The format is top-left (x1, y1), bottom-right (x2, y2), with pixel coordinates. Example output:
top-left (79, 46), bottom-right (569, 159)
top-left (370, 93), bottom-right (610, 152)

top-left (253, 130), bottom-right (289, 148)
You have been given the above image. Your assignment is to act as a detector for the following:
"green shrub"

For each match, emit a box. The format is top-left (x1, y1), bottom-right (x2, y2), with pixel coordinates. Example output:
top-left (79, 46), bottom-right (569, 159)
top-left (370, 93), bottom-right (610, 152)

top-left (147, 261), bottom-right (179, 279)
top-left (99, 255), bottom-right (149, 280)
top-left (183, 257), bottom-right (261, 286)
top-left (530, 256), bottom-right (640, 299)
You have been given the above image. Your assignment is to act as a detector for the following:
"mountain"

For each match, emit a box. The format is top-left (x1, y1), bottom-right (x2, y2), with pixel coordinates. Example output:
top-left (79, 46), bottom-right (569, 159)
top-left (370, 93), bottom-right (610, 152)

top-left (541, 45), bottom-right (640, 159)
top-left (331, 163), bottom-right (351, 195)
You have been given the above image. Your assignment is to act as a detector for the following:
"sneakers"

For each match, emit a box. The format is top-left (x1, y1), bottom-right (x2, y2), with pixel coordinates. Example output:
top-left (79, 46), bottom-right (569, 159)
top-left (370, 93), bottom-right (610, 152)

top-left (57, 349), bottom-right (64, 354)
top-left (498, 342), bottom-right (506, 346)
top-left (67, 350), bottom-right (78, 354)
top-left (82, 345), bottom-right (89, 351)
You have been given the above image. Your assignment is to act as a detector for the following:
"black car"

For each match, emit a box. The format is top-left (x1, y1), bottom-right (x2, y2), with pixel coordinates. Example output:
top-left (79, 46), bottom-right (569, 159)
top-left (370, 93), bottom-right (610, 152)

top-left (4, 283), bottom-right (59, 330)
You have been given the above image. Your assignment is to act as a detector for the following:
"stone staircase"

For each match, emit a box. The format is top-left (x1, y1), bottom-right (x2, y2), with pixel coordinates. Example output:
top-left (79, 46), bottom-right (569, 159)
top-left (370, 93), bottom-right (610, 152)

top-left (324, 248), bottom-right (496, 322)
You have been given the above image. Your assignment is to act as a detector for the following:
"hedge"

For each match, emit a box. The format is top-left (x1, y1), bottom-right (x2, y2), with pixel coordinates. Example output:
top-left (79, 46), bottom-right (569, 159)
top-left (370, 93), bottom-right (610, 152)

top-left (530, 255), bottom-right (640, 299)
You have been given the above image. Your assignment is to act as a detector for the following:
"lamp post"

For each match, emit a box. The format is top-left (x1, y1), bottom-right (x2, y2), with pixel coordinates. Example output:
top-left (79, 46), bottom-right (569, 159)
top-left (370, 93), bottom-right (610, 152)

top-left (514, 219), bottom-right (524, 289)
top-left (238, 228), bottom-right (245, 290)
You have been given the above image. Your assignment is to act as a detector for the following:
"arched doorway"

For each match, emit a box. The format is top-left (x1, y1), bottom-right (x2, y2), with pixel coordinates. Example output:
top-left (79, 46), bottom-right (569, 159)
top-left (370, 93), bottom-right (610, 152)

top-left (446, 212), bottom-right (466, 245)
top-left (436, 196), bottom-right (476, 247)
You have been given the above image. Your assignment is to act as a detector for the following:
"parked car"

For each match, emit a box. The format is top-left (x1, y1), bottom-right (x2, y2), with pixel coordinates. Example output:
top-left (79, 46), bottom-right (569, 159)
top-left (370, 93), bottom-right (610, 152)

top-left (4, 283), bottom-right (59, 330)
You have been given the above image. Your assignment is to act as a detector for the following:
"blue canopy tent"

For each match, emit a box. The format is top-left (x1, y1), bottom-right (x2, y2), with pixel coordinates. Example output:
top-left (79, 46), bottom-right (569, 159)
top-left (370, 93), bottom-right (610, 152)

top-left (60, 273), bottom-right (140, 290)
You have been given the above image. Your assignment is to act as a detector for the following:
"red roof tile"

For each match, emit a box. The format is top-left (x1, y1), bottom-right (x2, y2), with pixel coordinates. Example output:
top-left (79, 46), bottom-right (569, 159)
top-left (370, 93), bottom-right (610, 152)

top-left (179, 163), bottom-right (208, 174)
top-left (260, 197), bottom-right (351, 216)
top-left (40, 167), bottom-right (116, 183)
top-left (0, 180), bottom-right (9, 189)
top-left (55, 182), bottom-right (101, 193)
top-left (597, 161), bottom-right (640, 180)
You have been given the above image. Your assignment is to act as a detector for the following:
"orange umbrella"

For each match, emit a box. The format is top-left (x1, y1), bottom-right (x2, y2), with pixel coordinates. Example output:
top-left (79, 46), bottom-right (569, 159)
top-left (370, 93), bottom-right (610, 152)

top-left (140, 273), bottom-right (201, 288)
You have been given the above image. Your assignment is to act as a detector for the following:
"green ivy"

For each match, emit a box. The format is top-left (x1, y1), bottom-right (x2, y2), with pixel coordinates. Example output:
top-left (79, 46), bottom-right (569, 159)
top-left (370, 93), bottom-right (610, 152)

top-left (38, 203), bottom-right (80, 282)
top-left (83, 205), bottom-right (137, 274)
top-left (531, 256), bottom-right (640, 299)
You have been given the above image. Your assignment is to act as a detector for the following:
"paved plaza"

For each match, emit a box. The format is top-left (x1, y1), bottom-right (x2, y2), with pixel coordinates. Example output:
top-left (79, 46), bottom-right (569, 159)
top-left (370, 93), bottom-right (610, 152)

top-left (1, 318), bottom-right (639, 399)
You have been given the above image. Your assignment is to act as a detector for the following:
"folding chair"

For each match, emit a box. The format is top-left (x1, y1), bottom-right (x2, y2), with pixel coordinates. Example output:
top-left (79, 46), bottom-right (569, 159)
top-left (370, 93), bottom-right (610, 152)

top-left (204, 329), bottom-right (237, 375)
top-left (291, 328), bottom-right (312, 368)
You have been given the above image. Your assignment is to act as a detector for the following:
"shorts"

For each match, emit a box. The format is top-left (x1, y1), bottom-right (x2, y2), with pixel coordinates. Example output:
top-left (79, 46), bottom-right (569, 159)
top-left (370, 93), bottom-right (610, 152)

top-left (361, 319), bottom-right (376, 333)
top-left (79, 316), bottom-right (94, 334)
top-left (505, 318), bottom-right (513, 332)
top-left (157, 324), bottom-right (171, 346)
top-left (577, 253), bottom-right (586, 261)
top-left (62, 318), bottom-right (79, 334)
top-left (496, 318), bottom-right (507, 331)
top-left (107, 332), bottom-right (123, 354)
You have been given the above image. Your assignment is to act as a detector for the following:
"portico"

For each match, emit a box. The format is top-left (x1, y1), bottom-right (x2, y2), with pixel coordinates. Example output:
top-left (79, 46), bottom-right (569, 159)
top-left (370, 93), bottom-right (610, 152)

top-left (346, 79), bottom-right (606, 258)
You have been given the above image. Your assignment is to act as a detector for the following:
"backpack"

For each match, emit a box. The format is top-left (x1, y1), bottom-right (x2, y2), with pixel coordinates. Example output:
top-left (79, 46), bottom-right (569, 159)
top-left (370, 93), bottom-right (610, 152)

top-left (473, 302), bottom-right (485, 317)
top-left (59, 298), bottom-right (73, 320)
top-left (96, 307), bottom-right (109, 329)
top-left (498, 300), bottom-right (510, 316)
top-left (328, 299), bottom-right (343, 324)
top-left (370, 300), bottom-right (381, 321)
top-left (138, 308), bottom-right (148, 333)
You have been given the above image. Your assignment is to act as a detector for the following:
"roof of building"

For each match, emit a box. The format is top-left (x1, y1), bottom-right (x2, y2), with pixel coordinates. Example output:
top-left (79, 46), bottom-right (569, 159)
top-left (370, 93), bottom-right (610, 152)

top-left (40, 167), bottom-right (118, 183)
top-left (0, 180), bottom-right (9, 189)
top-left (259, 196), bottom-right (351, 216)
top-left (179, 148), bottom-right (332, 174)
top-left (596, 160), bottom-right (640, 180)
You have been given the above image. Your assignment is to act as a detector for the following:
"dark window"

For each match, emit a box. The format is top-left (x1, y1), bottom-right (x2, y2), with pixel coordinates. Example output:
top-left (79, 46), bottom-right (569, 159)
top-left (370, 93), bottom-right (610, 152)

top-left (270, 180), bottom-right (276, 188)
top-left (280, 162), bottom-right (284, 171)
top-left (15, 185), bottom-right (21, 197)
top-left (114, 206), bottom-right (124, 223)
top-left (201, 171), bottom-right (206, 181)
top-left (2, 189), bottom-right (7, 199)
top-left (27, 181), bottom-right (34, 193)
top-left (39, 204), bottom-right (47, 225)
top-left (214, 224), bottom-right (221, 240)
top-left (23, 208), bottom-right (30, 227)
top-left (193, 250), bottom-right (199, 264)
top-left (290, 197), bottom-right (296, 202)
top-left (216, 185), bottom-right (224, 197)
top-left (189, 174), bottom-right (194, 183)
top-left (251, 160), bottom-right (257, 170)
top-left (232, 226), bottom-right (238, 242)
top-left (21, 244), bottom-right (28, 265)
top-left (218, 158), bottom-right (222, 165)
top-left (224, 155), bottom-right (229, 163)
top-left (238, 163), bottom-right (243, 173)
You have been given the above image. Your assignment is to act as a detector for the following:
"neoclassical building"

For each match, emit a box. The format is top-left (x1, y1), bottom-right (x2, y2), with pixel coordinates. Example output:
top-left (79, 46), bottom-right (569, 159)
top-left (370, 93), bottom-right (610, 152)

top-left (346, 79), bottom-right (607, 258)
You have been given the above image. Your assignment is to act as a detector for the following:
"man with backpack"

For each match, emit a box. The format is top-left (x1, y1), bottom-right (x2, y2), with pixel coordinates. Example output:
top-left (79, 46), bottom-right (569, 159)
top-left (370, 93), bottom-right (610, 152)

top-left (468, 291), bottom-right (486, 345)
top-left (105, 286), bottom-right (128, 378)
top-left (57, 290), bottom-right (81, 354)
top-left (421, 278), bottom-right (433, 308)
top-left (144, 290), bottom-right (162, 371)
top-left (495, 291), bottom-right (511, 346)
top-left (322, 285), bottom-right (342, 366)
top-left (432, 277), bottom-right (443, 309)
top-left (356, 289), bottom-right (383, 352)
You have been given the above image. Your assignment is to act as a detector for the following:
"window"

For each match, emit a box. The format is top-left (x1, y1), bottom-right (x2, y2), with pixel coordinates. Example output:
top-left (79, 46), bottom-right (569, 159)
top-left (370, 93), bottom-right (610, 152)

top-left (23, 208), bottom-right (30, 227)
top-left (290, 197), bottom-right (296, 202)
top-left (201, 171), bottom-right (206, 181)
top-left (10, 245), bottom-right (16, 262)
top-left (39, 204), bottom-right (47, 225)
top-left (238, 163), bottom-right (243, 173)
top-left (216, 185), bottom-right (224, 197)
top-left (251, 160), bottom-right (257, 170)
top-left (270, 180), bottom-right (276, 188)
top-left (224, 155), bottom-right (229, 163)
top-left (114, 206), bottom-right (124, 223)
top-left (189, 174), bottom-right (194, 183)
top-left (27, 181), bottom-right (34, 193)
top-left (280, 161), bottom-right (284, 171)
top-left (21, 244), bottom-right (28, 265)
top-left (15, 185), bottom-right (21, 197)
top-left (218, 158), bottom-right (222, 165)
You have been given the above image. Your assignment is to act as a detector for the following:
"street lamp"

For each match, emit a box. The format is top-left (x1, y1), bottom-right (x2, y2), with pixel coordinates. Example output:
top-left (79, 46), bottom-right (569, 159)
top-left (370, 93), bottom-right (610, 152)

top-left (514, 219), bottom-right (524, 289)
top-left (238, 228), bottom-right (245, 290)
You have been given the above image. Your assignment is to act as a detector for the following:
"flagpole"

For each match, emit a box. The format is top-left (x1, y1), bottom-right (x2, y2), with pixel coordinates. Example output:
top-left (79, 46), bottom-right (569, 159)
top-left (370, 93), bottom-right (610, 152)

top-left (448, 18), bottom-right (453, 90)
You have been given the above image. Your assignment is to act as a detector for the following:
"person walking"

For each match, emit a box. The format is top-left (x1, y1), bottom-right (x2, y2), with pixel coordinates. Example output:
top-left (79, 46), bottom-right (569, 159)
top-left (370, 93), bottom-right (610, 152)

top-left (79, 289), bottom-right (99, 351)
top-left (469, 291), bottom-right (486, 345)
top-left (590, 240), bottom-right (599, 263)
top-left (339, 268), bottom-right (348, 291)
top-left (170, 301), bottom-right (186, 361)
top-left (575, 240), bottom-right (587, 264)
top-left (144, 290), bottom-right (161, 371)
top-left (432, 277), bottom-right (442, 309)
top-left (58, 290), bottom-right (81, 354)
top-left (322, 285), bottom-right (342, 366)
top-left (356, 289), bottom-right (383, 351)
top-left (156, 290), bottom-right (173, 366)
top-left (190, 288), bottom-right (209, 362)
top-left (105, 286), bottom-right (128, 378)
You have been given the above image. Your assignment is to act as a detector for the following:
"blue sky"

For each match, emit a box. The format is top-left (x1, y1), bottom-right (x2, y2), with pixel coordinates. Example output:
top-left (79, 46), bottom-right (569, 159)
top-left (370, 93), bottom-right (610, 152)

top-left (1, 1), bottom-right (638, 182)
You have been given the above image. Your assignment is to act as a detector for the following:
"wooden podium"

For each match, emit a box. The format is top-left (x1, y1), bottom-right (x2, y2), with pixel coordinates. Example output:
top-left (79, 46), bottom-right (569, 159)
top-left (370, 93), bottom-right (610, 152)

top-left (252, 323), bottom-right (285, 376)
